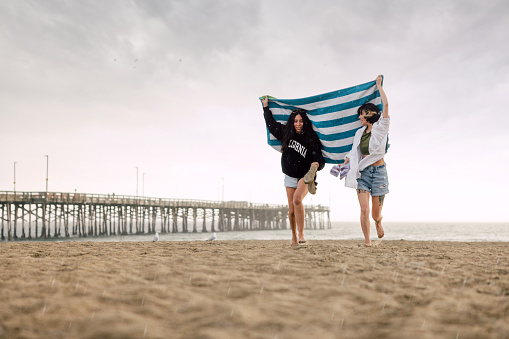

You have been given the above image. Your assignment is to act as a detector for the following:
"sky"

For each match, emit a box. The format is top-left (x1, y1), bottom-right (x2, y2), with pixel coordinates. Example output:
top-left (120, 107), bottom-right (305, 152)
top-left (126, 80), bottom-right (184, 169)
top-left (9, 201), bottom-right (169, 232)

top-left (1, 0), bottom-right (508, 223)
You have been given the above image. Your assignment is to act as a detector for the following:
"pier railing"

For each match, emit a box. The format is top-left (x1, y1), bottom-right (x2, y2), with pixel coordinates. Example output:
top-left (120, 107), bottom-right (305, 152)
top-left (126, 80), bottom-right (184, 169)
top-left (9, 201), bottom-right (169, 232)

top-left (0, 191), bottom-right (331, 241)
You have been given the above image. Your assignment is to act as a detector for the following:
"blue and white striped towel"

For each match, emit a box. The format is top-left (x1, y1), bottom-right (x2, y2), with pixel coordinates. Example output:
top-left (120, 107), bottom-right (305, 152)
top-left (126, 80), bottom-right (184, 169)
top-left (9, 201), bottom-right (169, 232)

top-left (262, 78), bottom-right (383, 164)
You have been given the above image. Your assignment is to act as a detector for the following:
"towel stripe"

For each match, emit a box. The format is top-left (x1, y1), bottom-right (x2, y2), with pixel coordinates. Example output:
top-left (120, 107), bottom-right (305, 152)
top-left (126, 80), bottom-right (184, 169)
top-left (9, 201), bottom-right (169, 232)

top-left (264, 78), bottom-right (383, 164)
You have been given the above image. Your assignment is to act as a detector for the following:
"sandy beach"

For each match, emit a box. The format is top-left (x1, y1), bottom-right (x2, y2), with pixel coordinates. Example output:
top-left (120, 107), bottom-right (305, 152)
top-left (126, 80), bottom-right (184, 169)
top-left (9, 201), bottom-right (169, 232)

top-left (0, 240), bottom-right (508, 338)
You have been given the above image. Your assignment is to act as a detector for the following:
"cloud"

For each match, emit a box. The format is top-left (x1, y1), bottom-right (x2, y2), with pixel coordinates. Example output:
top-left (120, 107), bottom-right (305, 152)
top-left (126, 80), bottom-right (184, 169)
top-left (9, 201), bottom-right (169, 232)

top-left (0, 0), bottom-right (507, 221)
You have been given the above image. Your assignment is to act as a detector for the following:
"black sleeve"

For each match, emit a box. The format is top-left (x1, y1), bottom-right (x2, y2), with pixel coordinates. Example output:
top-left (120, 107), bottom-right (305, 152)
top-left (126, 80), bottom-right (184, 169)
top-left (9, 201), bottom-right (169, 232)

top-left (263, 106), bottom-right (284, 141)
top-left (312, 143), bottom-right (326, 171)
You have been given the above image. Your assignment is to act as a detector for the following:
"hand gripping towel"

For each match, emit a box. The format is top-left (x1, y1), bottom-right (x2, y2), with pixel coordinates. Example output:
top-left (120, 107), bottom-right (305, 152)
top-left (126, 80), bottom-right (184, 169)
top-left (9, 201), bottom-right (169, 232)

top-left (262, 77), bottom-right (383, 164)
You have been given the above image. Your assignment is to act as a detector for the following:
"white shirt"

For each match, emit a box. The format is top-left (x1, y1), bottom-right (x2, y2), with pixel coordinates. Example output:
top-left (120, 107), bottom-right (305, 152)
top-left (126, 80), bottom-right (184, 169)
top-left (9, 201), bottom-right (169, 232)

top-left (344, 117), bottom-right (390, 189)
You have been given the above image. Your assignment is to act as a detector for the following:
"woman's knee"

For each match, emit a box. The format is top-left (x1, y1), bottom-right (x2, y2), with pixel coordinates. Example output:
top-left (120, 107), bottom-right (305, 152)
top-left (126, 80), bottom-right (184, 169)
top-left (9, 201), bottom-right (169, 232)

top-left (360, 205), bottom-right (370, 217)
top-left (292, 196), bottom-right (303, 206)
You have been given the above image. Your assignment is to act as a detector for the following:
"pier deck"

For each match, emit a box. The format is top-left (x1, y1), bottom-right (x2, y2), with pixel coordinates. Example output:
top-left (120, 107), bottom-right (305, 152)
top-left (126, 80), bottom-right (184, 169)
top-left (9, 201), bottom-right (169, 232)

top-left (0, 192), bottom-right (331, 241)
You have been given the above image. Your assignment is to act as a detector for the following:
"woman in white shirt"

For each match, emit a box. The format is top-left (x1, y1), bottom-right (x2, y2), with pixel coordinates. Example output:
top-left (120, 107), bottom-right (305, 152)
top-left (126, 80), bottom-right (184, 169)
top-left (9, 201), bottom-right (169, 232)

top-left (343, 75), bottom-right (389, 246)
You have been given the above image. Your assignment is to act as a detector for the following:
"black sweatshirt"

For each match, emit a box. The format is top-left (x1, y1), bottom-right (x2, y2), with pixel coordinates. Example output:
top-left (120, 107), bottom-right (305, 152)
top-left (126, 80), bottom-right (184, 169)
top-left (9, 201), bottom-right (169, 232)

top-left (263, 107), bottom-right (325, 179)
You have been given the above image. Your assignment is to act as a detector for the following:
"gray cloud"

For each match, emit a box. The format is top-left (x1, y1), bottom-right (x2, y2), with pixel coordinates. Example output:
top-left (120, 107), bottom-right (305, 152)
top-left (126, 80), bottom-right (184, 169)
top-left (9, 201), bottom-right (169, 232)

top-left (1, 0), bottom-right (507, 221)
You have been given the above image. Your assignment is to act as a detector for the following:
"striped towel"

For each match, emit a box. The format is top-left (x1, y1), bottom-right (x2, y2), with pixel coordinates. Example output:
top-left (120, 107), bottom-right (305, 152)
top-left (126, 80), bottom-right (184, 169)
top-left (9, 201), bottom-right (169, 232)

top-left (262, 78), bottom-right (383, 164)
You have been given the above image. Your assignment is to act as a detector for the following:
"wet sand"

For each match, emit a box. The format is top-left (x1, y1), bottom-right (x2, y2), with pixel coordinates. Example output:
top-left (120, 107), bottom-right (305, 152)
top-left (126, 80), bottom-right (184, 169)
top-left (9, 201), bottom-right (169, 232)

top-left (0, 240), bottom-right (508, 338)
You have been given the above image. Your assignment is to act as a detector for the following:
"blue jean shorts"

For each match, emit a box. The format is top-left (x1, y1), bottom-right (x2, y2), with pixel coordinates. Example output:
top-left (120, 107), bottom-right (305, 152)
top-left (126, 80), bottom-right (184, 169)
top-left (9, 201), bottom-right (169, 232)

top-left (284, 174), bottom-right (299, 188)
top-left (357, 164), bottom-right (389, 196)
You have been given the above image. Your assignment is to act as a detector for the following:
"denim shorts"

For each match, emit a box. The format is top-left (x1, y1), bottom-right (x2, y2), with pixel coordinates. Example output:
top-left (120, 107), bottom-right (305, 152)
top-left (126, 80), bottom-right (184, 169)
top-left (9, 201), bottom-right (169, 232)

top-left (357, 164), bottom-right (389, 196)
top-left (284, 174), bottom-right (299, 188)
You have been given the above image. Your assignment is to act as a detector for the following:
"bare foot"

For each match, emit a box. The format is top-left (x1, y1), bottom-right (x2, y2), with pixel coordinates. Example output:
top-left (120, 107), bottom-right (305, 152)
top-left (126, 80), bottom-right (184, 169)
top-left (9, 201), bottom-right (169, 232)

top-left (292, 234), bottom-right (299, 246)
top-left (375, 216), bottom-right (384, 239)
top-left (298, 233), bottom-right (306, 244)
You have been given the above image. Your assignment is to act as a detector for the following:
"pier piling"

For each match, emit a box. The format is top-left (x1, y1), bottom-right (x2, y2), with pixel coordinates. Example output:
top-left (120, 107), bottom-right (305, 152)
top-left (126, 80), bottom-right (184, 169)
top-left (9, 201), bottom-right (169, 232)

top-left (0, 192), bottom-right (331, 241)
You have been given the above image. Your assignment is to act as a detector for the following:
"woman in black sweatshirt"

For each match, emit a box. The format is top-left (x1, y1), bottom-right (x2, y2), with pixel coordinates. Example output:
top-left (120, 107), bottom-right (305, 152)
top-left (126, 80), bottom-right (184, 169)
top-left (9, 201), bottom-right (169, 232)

top-left (262, 96), bottom-right (325, 246)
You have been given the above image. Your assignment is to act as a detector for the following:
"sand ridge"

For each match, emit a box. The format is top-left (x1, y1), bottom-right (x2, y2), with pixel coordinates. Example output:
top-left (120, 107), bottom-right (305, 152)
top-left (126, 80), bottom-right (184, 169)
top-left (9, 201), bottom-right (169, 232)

top-left (0, 240), bottom-right (508, 338)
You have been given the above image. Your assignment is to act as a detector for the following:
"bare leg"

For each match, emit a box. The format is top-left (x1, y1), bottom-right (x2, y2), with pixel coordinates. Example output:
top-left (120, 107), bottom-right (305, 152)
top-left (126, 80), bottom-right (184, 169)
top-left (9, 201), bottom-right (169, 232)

top-left (371, 195), bottom-right (385, 238)
top-left (357, 189), bottom-right (371, 245)
top-left (285, 187), bottom-right (298, 245)
top-left (293, 179), bottom-right (309, 243)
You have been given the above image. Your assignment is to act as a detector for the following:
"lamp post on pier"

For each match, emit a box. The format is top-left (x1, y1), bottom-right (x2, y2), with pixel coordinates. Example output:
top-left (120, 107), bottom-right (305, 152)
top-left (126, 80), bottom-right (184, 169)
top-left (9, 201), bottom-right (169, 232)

top-left (13, 162), bottom-right (17, 192)
top-left (136, 166), bottom-right (139, 198)
top-left (45, 155), bottom-right (49, 194)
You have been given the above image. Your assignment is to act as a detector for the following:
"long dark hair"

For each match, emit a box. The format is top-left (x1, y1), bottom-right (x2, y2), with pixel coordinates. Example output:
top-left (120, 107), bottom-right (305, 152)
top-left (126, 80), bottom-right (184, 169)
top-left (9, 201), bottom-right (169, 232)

top-left (281, 109), bottom-right (322, 153)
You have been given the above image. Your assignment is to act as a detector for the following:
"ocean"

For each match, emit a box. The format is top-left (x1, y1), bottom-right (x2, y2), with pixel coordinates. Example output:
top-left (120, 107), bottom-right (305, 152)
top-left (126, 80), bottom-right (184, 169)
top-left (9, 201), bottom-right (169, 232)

top-left (13, 221), bottom-right (507, 243)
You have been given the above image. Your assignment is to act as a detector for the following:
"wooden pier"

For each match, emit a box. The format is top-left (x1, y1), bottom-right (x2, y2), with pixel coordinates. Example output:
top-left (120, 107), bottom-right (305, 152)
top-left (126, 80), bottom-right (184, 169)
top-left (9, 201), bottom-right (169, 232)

top-left (0, 191), bottom-right (331, 241)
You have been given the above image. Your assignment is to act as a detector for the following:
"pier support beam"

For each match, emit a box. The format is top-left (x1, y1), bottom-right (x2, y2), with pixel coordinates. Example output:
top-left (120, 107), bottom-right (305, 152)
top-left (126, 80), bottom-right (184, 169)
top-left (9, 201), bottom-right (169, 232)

top-left (0, 192), bottom-right (330, 240)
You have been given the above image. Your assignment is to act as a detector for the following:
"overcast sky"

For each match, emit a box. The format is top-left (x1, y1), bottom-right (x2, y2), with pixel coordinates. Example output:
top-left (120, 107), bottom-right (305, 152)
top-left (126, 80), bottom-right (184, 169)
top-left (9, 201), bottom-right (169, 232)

top-left (1, 0), bottom-right (508, 222)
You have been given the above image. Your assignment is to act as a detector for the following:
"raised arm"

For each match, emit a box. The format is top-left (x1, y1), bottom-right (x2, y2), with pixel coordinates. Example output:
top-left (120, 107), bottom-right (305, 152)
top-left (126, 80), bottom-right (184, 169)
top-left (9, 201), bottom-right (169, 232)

top-left (261, 96), bottom-right (284, 141)
top-left (376, 75), bottom-right (389, 119)
top-left (262, 95), bottom-right (269, 108)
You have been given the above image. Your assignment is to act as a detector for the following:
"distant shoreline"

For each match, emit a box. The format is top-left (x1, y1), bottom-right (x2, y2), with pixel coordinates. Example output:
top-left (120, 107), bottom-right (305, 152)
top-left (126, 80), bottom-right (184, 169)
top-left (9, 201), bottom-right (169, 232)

top-left (2, 219), bottom-right (509, 243)
top-left (2, 237), bottom-right (509, 243)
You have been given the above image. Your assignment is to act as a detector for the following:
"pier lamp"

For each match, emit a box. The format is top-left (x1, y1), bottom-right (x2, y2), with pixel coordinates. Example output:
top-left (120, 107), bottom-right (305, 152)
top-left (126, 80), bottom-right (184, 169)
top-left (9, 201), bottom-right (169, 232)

top-left (13, 162), bottom-right (17, 192)
top-left (136, 166), bottom-right (139, 198)
top-left (45, 155), bottom-right (49, 194)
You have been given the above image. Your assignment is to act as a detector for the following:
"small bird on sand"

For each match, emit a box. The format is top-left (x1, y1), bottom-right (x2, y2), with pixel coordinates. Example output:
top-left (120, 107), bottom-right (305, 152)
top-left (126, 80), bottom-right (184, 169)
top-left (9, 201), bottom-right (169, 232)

top-left (206, 232), bottom-right (217, 241)
top-left (153, 232), bottom-right (159, 242)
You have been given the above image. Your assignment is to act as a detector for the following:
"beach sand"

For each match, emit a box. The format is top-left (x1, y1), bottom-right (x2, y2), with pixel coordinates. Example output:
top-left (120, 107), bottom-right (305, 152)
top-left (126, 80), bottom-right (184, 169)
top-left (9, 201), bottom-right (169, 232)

top-left (0, 240), bottom-right (508, 338)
